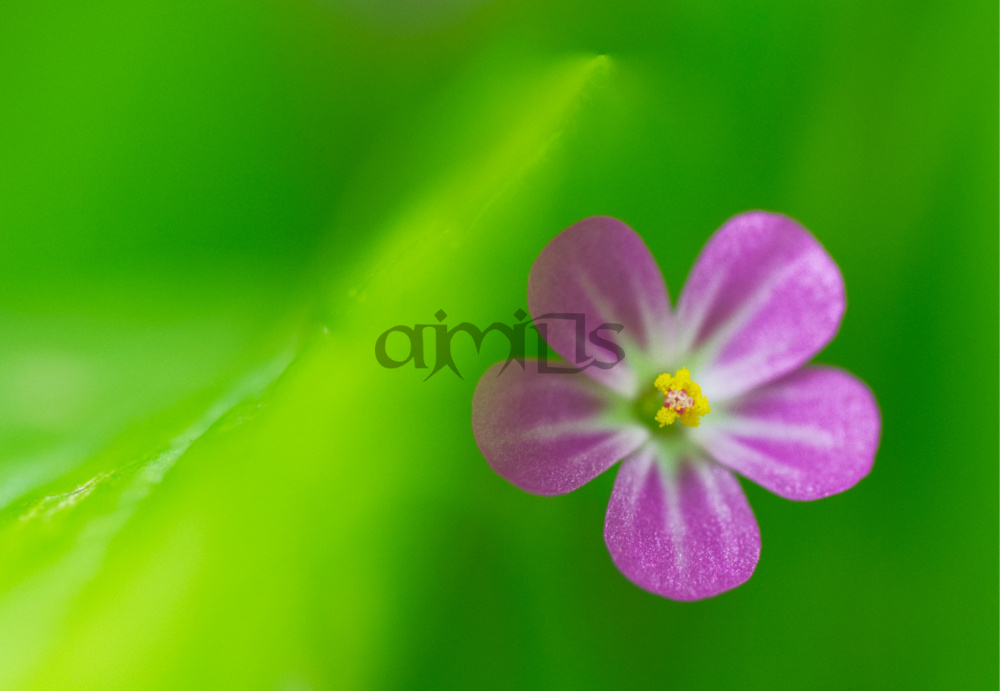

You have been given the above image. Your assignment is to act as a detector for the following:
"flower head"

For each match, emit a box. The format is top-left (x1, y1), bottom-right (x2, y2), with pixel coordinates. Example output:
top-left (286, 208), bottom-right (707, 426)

top-left (472, 212), bottom-right (881, 600)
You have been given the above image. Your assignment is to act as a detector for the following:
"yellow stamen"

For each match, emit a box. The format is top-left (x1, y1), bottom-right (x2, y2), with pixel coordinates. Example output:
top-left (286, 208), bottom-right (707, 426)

top-left (653, 367), bottom-right (711, 428)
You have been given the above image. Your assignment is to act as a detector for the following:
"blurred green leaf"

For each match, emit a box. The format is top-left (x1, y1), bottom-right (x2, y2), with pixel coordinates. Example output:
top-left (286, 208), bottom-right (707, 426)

top-left (0, 40), bottom-right (615, 688)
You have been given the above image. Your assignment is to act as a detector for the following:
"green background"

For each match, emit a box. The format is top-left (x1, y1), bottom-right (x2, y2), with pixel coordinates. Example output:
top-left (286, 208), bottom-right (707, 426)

top-left (0, 0), bottom-right (996, 688)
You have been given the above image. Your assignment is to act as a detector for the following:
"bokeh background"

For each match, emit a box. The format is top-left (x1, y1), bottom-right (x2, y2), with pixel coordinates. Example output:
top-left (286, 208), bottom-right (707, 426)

top-left (0, 0), bottom-right (996, 688)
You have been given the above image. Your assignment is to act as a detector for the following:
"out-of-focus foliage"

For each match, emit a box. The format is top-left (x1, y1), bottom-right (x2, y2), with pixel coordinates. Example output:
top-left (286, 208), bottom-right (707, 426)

top-left (0, 0), bottom-right (995, 689)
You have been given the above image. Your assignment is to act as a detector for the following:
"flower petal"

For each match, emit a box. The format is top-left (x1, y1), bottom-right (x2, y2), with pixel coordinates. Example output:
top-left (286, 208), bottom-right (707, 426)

top-left (676, 211), bottom-right (845, 399)
top-left (527, 216), bottom-right (673, 397)
top-left (696, 366), bottom-right (880, 500)
top-left (472, 359), bottom-right (647, 496)
top-left (604, 445), bottom-right (761, 600)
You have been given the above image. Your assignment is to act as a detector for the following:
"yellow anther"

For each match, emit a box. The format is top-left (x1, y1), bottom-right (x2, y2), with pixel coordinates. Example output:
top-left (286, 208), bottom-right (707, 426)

top-left (653, 367), bottom-right (711, 428)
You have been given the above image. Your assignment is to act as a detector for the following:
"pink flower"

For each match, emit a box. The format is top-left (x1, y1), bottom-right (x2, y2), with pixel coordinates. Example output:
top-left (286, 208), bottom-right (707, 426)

top-left (471, 213), bottom-right (881, 600)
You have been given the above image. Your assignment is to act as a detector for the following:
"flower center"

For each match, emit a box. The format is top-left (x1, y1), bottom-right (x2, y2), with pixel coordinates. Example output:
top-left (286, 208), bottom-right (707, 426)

top-left (653, 367), bottom-right (711, 428)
